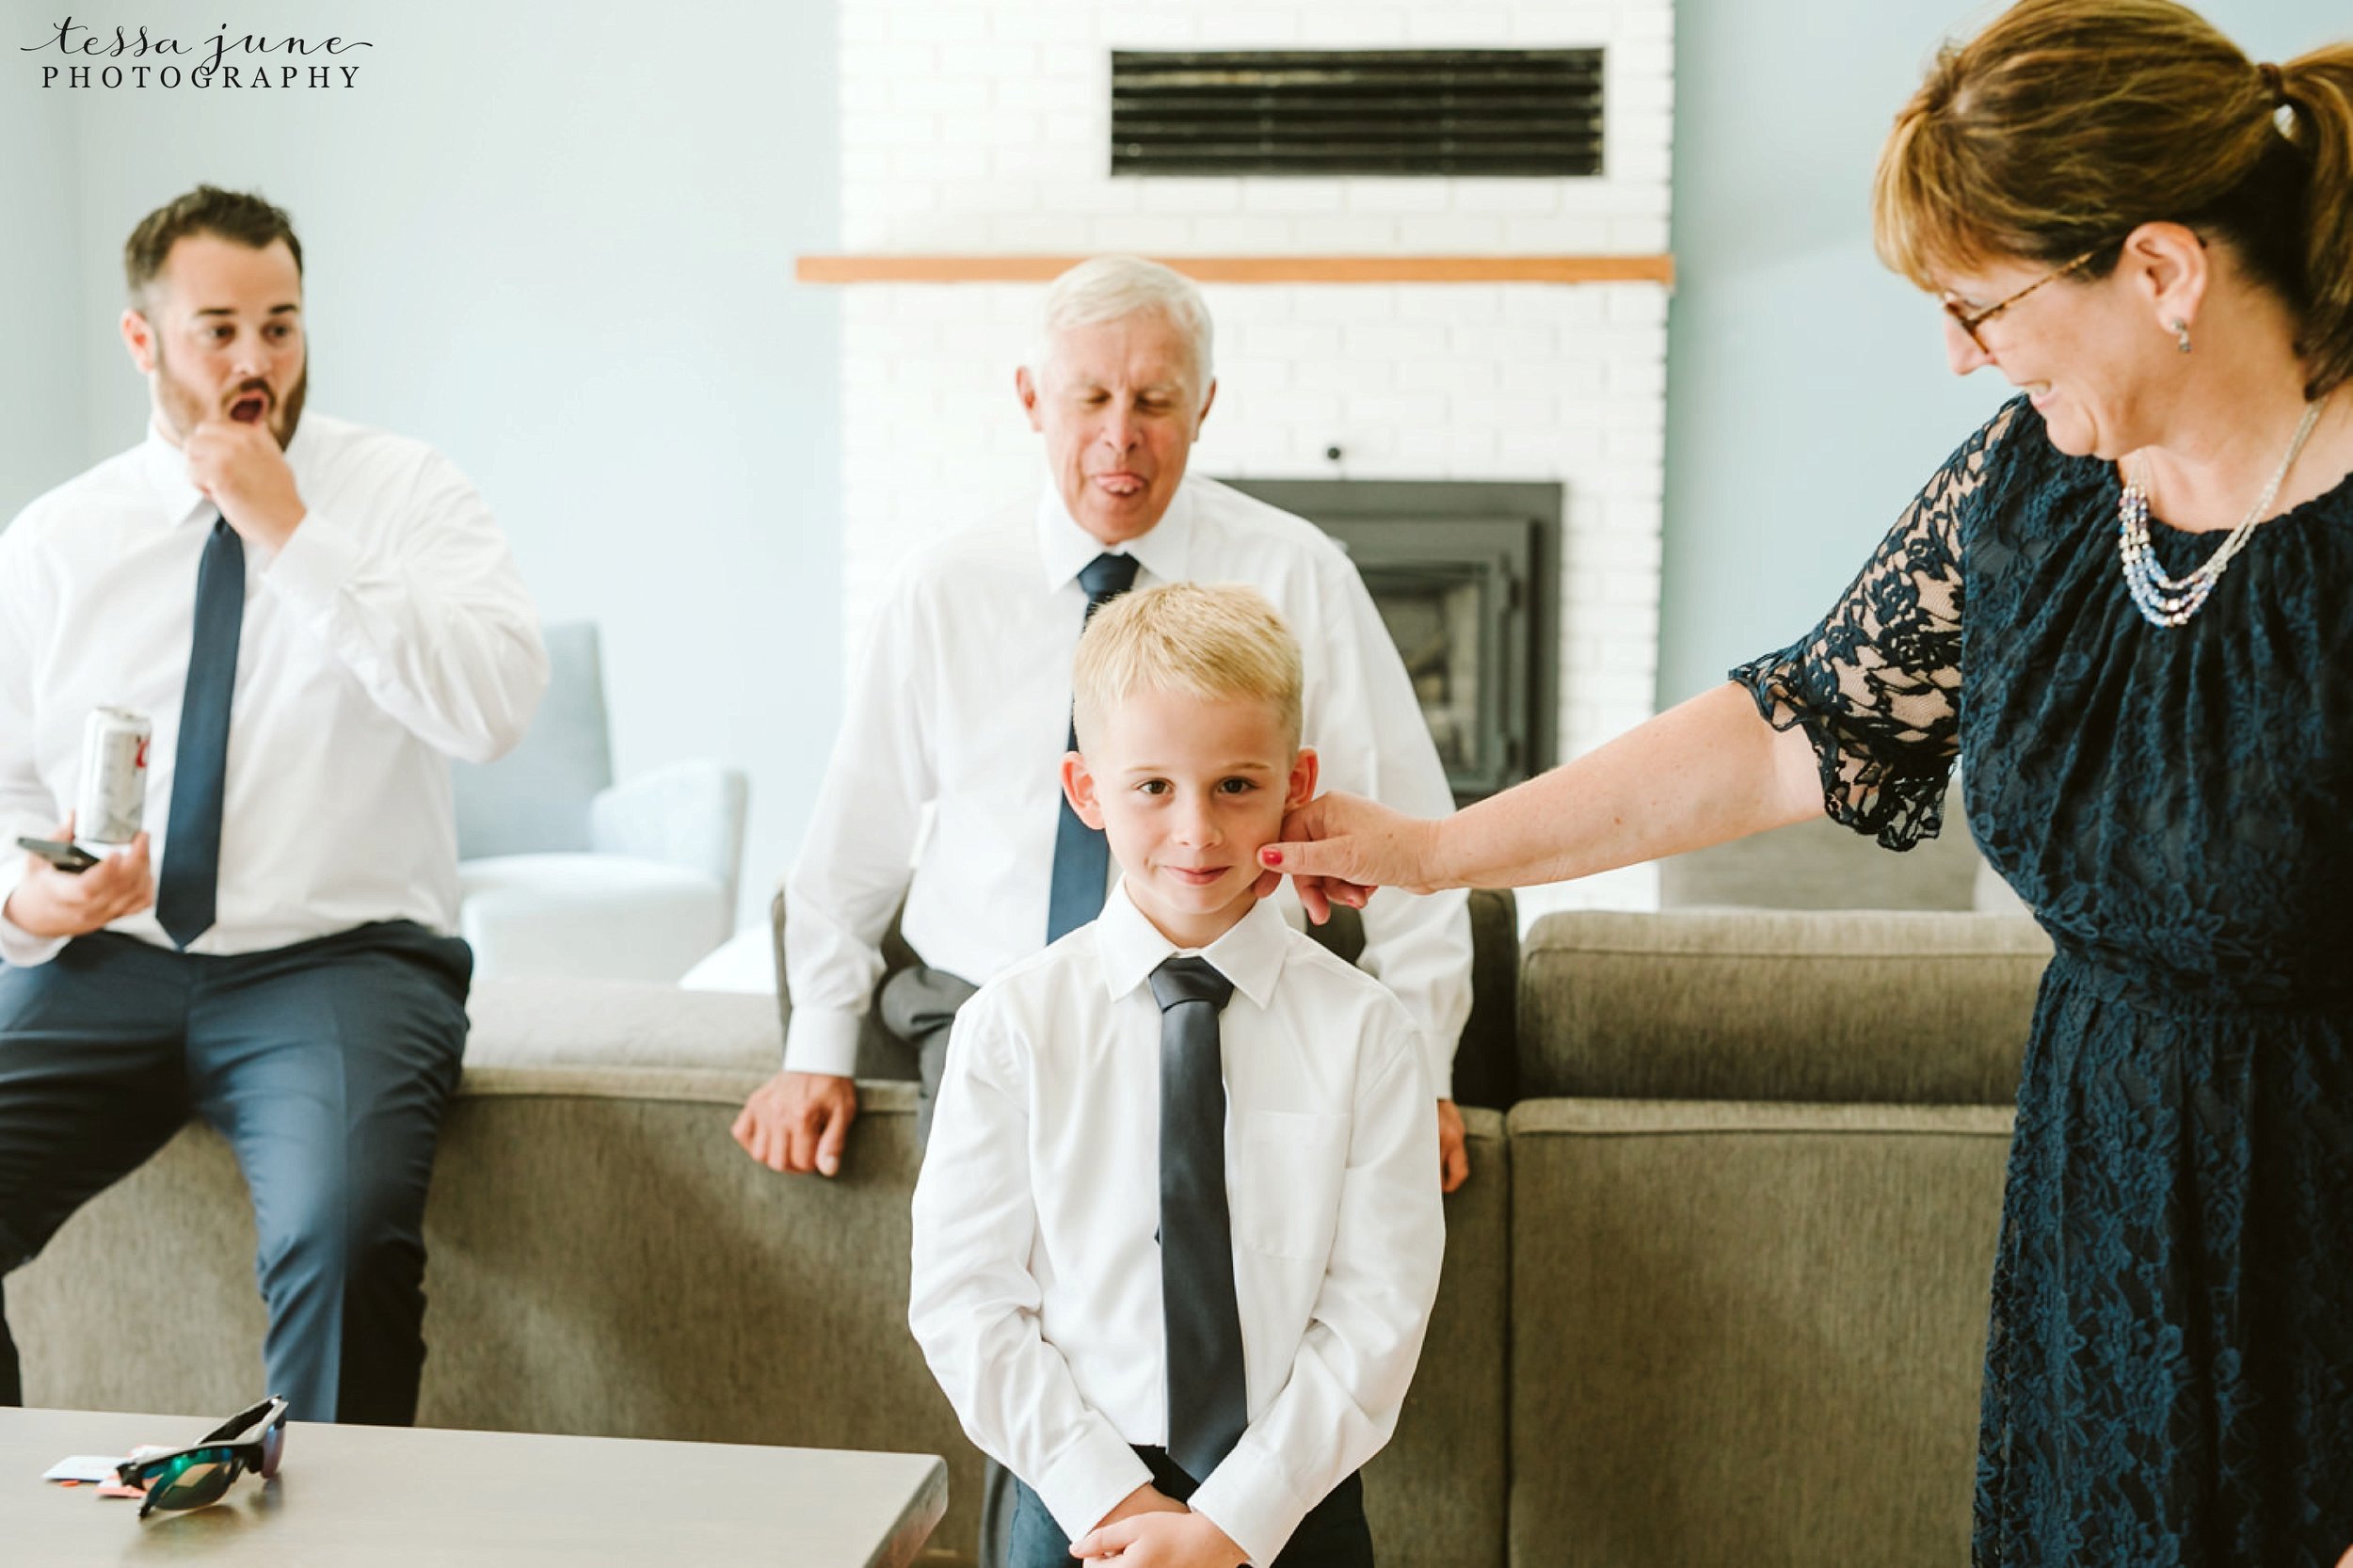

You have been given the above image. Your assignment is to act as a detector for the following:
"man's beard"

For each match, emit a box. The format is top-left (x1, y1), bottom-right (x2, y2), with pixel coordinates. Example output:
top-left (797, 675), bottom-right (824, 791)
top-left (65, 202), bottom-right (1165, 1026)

top-left (153, 339), bottom-right (308, 451)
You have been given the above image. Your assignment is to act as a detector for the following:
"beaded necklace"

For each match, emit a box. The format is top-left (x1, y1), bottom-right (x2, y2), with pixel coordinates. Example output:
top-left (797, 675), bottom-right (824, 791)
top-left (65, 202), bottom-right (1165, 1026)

top-left (2118, 401), bottom-right (2322, 628)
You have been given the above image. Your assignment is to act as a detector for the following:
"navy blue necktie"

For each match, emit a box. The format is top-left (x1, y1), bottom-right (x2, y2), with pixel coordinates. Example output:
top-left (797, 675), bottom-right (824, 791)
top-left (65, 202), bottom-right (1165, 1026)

top-left (1148, 954), bottom-right (1248, 1483)
top-left (156, 516), bottom-right (245, 950)
top-left (1045, 552), bottom-right (1141, 942)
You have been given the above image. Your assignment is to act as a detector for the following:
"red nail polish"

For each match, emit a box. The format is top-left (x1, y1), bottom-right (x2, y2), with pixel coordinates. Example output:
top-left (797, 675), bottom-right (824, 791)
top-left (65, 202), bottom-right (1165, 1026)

top-left (1259, 848), bottom-right (1281, 867)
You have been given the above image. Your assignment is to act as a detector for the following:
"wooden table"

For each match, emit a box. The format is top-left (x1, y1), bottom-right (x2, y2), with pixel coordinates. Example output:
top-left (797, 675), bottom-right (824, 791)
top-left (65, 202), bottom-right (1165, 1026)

top-left (5, 1406), bottom-right (947, 1566)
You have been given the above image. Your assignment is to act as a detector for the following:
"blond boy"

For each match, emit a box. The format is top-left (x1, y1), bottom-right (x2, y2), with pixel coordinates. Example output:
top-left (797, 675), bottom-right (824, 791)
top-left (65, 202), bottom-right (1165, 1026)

top-left (909, 584), bottom-right (1444, 1568)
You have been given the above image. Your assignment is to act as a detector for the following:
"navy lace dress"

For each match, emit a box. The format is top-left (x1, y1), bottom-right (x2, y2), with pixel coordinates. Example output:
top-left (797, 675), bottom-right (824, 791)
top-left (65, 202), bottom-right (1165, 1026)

top-left (1733, 396), bottom-right (2353, 1566)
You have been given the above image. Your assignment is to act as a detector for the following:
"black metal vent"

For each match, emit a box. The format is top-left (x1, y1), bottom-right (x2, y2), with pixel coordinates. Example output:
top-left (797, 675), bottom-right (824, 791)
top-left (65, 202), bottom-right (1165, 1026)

top-left (1111, 49), bottom-right (1604, 178)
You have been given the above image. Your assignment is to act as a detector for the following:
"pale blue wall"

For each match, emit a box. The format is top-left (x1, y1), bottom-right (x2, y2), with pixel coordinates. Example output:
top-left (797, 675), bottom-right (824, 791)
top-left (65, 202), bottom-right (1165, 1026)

top-left (14, 0), bottom-right (840, 925)
top-left (1658, 0), bottom-right (2345, 704)
top-left (0, 0), bottom-right (87, 516)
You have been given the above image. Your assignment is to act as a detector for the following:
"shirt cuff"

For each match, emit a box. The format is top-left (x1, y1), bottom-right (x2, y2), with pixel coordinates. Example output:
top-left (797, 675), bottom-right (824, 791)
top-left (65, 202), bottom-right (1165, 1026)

top-left (0, 868), bottom-right (68, 968)
top-left (1032, 1422), bottom-right (1154, 1545)
top-left (1186, 1432), bottom-right (1315, 1568)
top-left (781, 1005), bottom-right (865, 1079)
top-left (259, 505), bottom-right (362, 620)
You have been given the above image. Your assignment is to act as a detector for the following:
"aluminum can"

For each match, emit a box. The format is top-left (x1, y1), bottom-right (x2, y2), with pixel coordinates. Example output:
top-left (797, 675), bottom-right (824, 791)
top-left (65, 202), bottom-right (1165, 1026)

top-left (76, 707), bottom-right (152, 845)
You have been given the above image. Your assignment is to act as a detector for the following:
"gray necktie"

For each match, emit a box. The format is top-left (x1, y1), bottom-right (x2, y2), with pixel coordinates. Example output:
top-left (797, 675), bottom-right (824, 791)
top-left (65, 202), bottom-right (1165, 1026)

top-left (1148, 954), bottom-right (1248, 1481)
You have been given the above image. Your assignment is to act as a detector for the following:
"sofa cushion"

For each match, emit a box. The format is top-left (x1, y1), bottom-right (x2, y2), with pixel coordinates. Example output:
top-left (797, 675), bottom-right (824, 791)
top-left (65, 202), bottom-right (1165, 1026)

top-left (1518, 910), bottom-right (2050, 1104)
top-left (1657, 812), bottom-right (1989, 911)
top-left (1506, 1097), bottom-right (2011, 1568)
top-left (463, 976), bottom-right (781, 1073)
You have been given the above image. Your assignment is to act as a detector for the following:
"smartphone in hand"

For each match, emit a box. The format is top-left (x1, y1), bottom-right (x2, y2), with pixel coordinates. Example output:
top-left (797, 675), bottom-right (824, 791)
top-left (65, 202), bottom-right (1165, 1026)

top-left (16, 836), bottom-right (100, 873)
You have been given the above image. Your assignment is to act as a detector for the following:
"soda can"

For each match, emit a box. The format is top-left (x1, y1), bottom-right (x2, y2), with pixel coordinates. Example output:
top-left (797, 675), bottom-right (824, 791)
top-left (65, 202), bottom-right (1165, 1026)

top-left (76, 707), bottom-right (152, 846)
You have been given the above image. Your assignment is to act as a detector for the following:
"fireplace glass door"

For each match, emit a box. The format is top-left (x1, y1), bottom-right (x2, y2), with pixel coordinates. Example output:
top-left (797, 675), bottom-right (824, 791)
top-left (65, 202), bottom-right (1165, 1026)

top-left (1219, 480), bottom-right (1558, 804)
top-left (1349, 522), bottom-right (1530, 799)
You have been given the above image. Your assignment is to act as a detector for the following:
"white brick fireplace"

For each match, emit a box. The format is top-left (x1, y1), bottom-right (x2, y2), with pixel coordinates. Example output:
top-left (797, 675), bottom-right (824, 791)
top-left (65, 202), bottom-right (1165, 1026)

top-left (827, 0), bottom-right (1675, 913)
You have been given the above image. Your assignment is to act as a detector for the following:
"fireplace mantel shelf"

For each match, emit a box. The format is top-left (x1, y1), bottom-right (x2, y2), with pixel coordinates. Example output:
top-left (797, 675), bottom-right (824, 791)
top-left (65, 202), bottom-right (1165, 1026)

top-left (795, 254), bottom-right (1674, 286)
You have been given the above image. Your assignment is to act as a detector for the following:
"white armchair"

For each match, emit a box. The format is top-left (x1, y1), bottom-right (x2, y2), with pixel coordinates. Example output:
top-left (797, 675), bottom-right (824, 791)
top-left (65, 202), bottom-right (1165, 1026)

top-left (452, 623), bottom-right (747, 983)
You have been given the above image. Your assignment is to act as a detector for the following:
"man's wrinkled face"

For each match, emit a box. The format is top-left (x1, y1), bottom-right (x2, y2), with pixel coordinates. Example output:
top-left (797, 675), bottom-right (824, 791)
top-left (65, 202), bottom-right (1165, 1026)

top-left (125, 233), bottom-right (308, 450)
top-left (1016, 310), bottom-right (1215, 547)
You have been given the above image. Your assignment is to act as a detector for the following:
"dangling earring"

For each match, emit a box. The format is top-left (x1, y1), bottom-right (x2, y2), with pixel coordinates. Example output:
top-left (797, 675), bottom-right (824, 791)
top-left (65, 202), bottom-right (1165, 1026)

top-left (2172, 319), bottom-right (2192, 355)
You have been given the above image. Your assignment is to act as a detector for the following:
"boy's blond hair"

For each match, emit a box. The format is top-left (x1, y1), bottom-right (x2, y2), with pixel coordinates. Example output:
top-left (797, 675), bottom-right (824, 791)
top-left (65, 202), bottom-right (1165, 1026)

top-left (1072, 582), bottom-right (1303, 753)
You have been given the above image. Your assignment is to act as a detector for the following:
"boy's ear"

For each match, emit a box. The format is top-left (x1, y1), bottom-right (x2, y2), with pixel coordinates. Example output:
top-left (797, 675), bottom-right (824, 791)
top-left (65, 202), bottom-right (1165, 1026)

top-left (1285, 746), bottom-right (1319, 812)
top-left (1062, 751), bottom-right (1106, 829)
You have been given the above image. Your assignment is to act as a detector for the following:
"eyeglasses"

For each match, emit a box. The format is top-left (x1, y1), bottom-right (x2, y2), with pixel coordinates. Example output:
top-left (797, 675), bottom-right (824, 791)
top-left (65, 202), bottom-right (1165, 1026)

top-left (115, 1394), bottom-right (289, 1518)
top-left (1942, 247), bottom-right (2105, 351)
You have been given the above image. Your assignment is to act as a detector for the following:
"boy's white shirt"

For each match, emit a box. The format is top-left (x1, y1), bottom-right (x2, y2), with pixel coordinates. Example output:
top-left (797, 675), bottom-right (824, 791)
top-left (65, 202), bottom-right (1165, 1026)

top-left (907, 882), bottom-right (1445, 1565)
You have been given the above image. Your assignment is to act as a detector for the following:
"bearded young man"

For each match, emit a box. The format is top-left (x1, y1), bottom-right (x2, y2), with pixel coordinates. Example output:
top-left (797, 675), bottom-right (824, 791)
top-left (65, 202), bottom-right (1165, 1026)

top-left (0, 185), bottom-right (546, 1424)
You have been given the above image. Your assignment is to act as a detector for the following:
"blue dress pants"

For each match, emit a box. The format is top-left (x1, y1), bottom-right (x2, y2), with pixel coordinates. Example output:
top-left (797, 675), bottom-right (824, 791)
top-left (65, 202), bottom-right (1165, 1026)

top-left (0, 921), bottom-right (471, 1424)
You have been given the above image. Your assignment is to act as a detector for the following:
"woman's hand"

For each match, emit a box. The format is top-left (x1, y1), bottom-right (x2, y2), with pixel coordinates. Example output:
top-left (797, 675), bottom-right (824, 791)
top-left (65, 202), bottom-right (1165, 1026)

top-left (1257, 791), bottom-right (1449, 924)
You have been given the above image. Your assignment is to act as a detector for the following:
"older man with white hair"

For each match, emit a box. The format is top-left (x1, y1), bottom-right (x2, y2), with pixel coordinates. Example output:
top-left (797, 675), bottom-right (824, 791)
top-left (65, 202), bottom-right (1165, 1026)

top-left (733, 251), bottom-right (1472, 1566)
top-left (734, 255), bottom-right (1472, 1170)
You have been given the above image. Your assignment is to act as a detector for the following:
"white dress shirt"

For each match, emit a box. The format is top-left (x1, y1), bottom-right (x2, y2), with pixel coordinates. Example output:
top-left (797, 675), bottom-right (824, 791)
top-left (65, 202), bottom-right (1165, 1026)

top-left (0, 415), bottom-right (547, 967)
top-left (908, 886), bottom-right (1444, 1564)
top-left (784, 472), bottom-right (1475, 1093)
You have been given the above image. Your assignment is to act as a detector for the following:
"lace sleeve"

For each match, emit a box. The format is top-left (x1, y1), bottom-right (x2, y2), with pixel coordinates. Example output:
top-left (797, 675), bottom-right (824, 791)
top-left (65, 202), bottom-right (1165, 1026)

top-left (1732, 403), bottom-right (2021, 850)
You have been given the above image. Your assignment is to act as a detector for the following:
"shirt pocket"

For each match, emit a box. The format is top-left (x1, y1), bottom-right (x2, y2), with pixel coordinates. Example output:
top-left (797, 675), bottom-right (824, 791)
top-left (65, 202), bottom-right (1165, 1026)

top-left (1235, 1111), bottom-right (1351, 1262)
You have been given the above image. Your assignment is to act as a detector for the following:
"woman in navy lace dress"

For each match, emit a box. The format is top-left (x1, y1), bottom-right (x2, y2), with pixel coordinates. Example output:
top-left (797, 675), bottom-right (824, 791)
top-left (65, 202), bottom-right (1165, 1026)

top-left (1259, 3), bottom-right (2353, 1562)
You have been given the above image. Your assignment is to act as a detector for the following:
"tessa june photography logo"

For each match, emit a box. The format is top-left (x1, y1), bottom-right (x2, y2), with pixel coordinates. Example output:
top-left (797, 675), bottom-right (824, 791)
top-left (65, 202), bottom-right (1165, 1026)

top-left (23, 16), bottom-right (373, 91)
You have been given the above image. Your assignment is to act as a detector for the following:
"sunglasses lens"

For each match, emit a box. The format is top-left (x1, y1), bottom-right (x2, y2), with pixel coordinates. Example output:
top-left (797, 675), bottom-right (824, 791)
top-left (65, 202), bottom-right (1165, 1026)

top-left (261, 1418), bottom-right (284, 1480)
top-left (143, 1449), bottom-right (242, 1512)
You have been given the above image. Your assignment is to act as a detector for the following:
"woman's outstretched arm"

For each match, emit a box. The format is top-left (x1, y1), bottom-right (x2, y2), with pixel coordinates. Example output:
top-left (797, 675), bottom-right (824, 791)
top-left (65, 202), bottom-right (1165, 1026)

top-left (1263, 682), bottom-right (1829, 918)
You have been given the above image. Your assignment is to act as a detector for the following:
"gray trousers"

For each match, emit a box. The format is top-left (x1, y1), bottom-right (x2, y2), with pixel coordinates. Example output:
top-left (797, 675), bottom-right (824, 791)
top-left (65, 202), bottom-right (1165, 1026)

top-left (879, 963), bottom-right (1016, 1567)
top-left (881, 963), bottom-right (980, 1149)
top-left (0, 923), bottom-right (471, 1424)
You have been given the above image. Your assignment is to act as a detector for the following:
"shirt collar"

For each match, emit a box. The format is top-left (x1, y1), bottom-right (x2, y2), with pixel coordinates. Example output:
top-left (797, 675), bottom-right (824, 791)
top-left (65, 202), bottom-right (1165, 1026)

top-left (1032, 472), bottom-right (1197, 593)
top-left (1092, 879), bottom-right (1289, 1013)
top-left (139, 421), bottom-right (213, 530)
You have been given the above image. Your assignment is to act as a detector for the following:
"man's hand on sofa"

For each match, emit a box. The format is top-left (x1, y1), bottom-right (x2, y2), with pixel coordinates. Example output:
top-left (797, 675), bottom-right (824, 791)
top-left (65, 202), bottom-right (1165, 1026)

top-left (1438, 1098), bottom-right (1469, 1193)
top-left (730, 1071), bottom-right (858, 1176)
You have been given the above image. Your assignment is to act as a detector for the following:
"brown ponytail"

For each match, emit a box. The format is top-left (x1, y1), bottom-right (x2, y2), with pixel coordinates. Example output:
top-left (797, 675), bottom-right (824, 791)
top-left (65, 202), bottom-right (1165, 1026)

top-left (1873, 0), bottom-right (2353, 399)
top-left (2278, 44), bottom-right (2353, 398)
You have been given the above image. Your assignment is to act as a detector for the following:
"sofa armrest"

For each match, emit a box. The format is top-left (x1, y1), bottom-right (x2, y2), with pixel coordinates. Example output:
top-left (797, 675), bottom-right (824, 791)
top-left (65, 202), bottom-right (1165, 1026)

top-left (1517, 909), bottom-right (2050, 1105)
top-left (589, 760), bottom-right (748, 904)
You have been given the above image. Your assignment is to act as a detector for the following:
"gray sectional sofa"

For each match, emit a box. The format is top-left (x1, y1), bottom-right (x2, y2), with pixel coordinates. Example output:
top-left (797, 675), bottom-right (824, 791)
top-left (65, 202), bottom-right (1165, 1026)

top-left (11, 900), bottom-right (2052, 1567)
